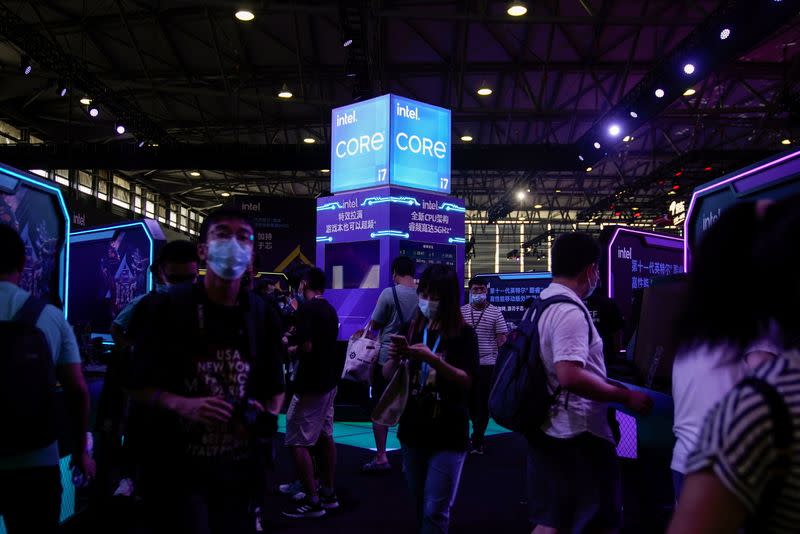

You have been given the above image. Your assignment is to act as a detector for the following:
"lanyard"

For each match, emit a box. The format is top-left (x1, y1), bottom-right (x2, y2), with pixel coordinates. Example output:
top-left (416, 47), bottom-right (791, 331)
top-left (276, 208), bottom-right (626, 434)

top-left (420, 325), bottom-right (442, 386)
top-left (470, 306), bottom-right (487, 329)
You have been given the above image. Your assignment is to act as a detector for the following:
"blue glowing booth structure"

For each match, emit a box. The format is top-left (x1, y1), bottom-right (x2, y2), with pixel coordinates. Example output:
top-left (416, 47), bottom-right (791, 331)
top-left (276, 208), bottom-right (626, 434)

top-left (0, 162), bottom-right (70, 310)
top-left (685, 148), bottom-right (800, 270)
top-left (67, 220), bottom-right (166, 337)
top-left (0, 165), bottom-right (74, 532)
top-left (318, 94), bottom-right (465, 340)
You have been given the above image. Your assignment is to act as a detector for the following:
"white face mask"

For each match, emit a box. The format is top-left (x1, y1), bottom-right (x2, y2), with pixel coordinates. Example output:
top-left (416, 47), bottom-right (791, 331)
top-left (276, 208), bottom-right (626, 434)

top-left (585, 267), bottom-right (600, 298)
top-left (470, 293), bottom-right (487, 306)
top-left (418, 298), bottom-right (439, 320)
top-left (206, 238), bottom-right (252, 281)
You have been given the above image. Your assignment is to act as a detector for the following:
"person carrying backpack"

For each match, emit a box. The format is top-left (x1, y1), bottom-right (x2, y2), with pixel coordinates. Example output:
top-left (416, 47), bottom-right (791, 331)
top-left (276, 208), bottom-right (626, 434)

top-left (0, 223), bottom-right (95, 534)
top-left (526, 233), bottom-right (652, 534)
top-left (362, 255), bottom-right (418, 473)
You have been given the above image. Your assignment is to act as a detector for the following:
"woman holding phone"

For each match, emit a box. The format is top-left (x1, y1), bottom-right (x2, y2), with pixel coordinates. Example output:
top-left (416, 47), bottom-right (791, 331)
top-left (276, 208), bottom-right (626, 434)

top-left (384, 264), bottom-right (479, 534)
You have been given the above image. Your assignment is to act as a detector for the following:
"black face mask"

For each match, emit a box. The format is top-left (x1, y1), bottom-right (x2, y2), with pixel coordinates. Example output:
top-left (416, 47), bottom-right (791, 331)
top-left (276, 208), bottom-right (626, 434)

top-left (165, 273), bottom-right (197, 285)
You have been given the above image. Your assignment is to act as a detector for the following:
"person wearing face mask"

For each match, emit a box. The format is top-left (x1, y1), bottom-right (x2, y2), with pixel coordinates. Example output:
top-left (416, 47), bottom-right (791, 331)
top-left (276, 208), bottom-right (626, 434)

top-left (460, 278), bottom-right (508, 455)
top-left (126, 208), bottom-right (286, 534)
top-left (384, 264), bottom-right (479, 534)
top-left (527, 233), bottom-right (652, 534)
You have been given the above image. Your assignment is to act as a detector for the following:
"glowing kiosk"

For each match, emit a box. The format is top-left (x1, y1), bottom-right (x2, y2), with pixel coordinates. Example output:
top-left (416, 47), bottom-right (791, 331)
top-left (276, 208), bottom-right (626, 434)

top-left (685, 148), bottom-right (800, 270)
top-left (316, 94), bottom-right (465, 339)
top-left (67, 220), bottom-right (166, 338)
top-left (0, 164), bottom-right (72, 531)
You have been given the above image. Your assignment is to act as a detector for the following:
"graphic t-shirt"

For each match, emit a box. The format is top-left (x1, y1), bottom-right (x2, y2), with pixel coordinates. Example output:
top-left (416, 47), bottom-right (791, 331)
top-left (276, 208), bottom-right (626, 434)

top-left (129, 287), bottom-right (285, 464)
top-left (397, 322), bottom-right (479, 451)
top-left (292, 297), bottom-right (342, 394)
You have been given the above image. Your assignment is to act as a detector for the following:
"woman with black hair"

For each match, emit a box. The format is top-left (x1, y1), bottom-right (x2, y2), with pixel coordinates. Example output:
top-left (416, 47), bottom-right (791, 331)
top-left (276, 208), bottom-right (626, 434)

top-left (669, 195), bottom-right (800, 533)
top-left (384, 264), bottom-right (479, 534)
top-left (671, 201), bottom-right (781, 499)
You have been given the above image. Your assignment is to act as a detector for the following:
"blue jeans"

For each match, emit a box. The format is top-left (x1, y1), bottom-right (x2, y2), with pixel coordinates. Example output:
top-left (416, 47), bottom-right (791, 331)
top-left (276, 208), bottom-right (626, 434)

top-left (402, 446), bottom-right (467, 534)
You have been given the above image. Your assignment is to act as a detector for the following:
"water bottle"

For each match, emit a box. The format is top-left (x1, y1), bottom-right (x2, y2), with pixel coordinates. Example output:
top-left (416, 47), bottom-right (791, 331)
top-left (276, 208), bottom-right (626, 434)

top-left (71, 432), bottom-right (94, 489)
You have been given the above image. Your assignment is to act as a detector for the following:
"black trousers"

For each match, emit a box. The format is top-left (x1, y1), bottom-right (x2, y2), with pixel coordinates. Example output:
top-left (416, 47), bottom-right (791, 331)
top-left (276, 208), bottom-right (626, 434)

top-left (0, 466), bottom-right (62, 534)
top-left (468, 365), bottom-right (495, 443)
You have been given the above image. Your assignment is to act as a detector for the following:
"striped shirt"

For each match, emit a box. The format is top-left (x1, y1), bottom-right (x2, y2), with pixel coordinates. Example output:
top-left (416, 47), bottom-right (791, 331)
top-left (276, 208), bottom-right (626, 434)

top-left (460, 303), bottom-right (508, 365)
top-left (686, 354), bottom-right (800, 532)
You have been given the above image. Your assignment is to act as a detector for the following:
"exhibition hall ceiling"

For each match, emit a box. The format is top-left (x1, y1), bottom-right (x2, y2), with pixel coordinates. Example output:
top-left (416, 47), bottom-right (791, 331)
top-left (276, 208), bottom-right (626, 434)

top-left (0, 0), bottom-right (798, 228)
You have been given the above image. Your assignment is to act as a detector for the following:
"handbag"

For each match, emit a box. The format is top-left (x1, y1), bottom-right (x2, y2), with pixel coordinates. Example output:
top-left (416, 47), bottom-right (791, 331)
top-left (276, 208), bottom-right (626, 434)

top-left (371, 360), bottom-right (410, 426)
top-left (341, 326), bottom-right (381, 385)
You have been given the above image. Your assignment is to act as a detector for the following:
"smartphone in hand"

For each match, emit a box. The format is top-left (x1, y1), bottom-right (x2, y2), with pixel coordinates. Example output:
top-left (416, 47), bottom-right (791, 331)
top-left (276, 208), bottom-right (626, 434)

top-left (389, 334), bottom-right (409, 349)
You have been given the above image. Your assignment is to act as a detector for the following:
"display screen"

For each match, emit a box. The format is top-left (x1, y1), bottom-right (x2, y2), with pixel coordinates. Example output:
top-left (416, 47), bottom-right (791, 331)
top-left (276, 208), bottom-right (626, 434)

top-left (399, 241), bottom-right (457, 279)
top-left (330, 94), bottom-right (451, 194)
top-left (324, 240), bottom-right (380, 289)
top-left (472, 272), bottom-right (552, 325)
top-left (607, 228), bottom-right (684, 327)
top-left (68, 224), bottom-right (153, 334)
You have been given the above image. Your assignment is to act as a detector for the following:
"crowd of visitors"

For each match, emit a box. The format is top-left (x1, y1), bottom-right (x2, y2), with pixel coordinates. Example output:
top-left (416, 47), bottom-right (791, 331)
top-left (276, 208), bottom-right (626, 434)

top-left (1, 194), bottom-right (799, 534)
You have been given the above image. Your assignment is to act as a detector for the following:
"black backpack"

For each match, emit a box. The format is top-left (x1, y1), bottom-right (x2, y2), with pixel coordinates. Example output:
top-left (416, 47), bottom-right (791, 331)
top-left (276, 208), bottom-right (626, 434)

top-left (0, 296), bottom-right (58, 456)
top-left (489, 295), bottom-right (593, 437)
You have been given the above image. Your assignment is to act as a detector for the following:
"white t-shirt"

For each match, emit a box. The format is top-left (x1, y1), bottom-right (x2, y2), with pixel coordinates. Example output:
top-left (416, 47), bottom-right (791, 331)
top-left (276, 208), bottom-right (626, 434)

top-left (671, 336), bottom-right (780, 474)
top-left (537, 283), bottom-right (614, 444)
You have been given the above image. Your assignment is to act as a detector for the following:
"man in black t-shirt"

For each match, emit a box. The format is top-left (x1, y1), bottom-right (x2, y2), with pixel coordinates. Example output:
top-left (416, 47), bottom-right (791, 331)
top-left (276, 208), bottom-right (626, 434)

top-left (282, 267), bottom-right (343, 519)
top-left (128, 208), bottom-right (285, 534)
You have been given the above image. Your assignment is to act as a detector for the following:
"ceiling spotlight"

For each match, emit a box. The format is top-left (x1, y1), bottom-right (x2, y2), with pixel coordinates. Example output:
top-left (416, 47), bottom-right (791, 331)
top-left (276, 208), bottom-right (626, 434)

top-left (138, 140), bottom-right (145, 148)
top-left (782, 138), bottom-right (792, 145)
top-left (630, 111), bottom-right (638, 118)
top-left (88, 105), bottom-right (99, 118)
top-left (593, 141), bottom-right (601, 149)
top-left (608, 124), bottom-right (621, 137)
top-left (704, 166), bottom-right (713, 171)
top-left (303, 137), bottom-right (316, 144)
top-left (683, 88), bottom-right (696, 96)
top-left (190, 171), bottom-right (201, 177)
top-left (477, 82), bottom-right (493, 96)
top-left (578, 155), bottom-right (584, 161)
top-left (516, 191), bottom-right (526, 200)
top-left (586, 167), bottom-right (593, 172)
top-left (460, 135), bottom-right (473, 142)
top-left (320, 169), bottom-right (330, 173)
top-left (57, 80), bottom-right (68, 97)
top-left (20, 55), bottom-right (32, 75)
top-left (80, 97), bottom-right (92, 105)
top-left (507, 2), bottom-right (528, 16)
top-left (622, 135), bottom-right (631, 142)
top-left (277, 83), bottom-right (293, 99)
top-left (683, 63), bottom-right (695, 75)
top-left (534, 204), bottom-right (543, 209)
top-left (235, 10), bottom-right (255, 22)
top-left (115, 124), bottom-right (126, 135)
top-left (720, 28), bottom-right (731, 40)
top-left (220, 192), bottom-right (231, 197)
top-left (555, 189), bottom-right (562, 193)
top-left (342, 34), bottom-right (354, 47)
top-left (655, 88), bottom-right (665, 98)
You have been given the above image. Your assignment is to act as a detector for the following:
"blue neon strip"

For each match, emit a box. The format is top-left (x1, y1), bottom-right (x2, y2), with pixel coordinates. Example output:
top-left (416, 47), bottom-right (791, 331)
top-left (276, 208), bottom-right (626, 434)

top-left (370, 230), bottom-right (410, 239)
top-left (70, 221), bottom-right (155, 293)
top-left (493, 272), bottom-right (553, 280)
top-left (0, 164), bottom-right (71, 318)
top-left (316, 236), bottom-right (333, 242)
top-left (448, 237), bottom-right (466, 244)
top-left (317, 202), bottom-right (344, 211)
top-left (361, 196), bottom-right (421, 207)
top-left (439, 202), bottom-right (466, 213)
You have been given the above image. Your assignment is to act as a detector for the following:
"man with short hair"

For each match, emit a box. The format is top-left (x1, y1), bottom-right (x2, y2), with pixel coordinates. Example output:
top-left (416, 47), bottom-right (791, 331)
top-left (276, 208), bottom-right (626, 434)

top-left (528, 233), bottom-right (652, 534)
top-left (461, 277), bottom-right (508, 455)
top-left (0, 223), bottom-right (95, 534)
top-left (282, 267), bottom-right (343, 519)
top-left (128, 208), bottom-right (285, 534)
top-left (362, 256), bottom-right (418, 473)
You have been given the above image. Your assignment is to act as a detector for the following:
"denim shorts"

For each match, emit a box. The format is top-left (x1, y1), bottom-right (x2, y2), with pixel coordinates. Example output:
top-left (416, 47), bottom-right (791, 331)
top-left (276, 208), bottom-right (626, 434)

top-left (527, 431), bottom-right (621, 533)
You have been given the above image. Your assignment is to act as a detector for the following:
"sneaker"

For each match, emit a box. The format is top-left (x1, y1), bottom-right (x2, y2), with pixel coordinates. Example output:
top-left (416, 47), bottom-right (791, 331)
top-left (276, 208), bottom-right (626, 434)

top-left (282, 497), bottom-right (326, 519)
top-left (361, 458), bottom-right (392, 473)
top-left (320, 490), bottom-right (340, 510)
top-left (279, 480), bottom-right (303, 496)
